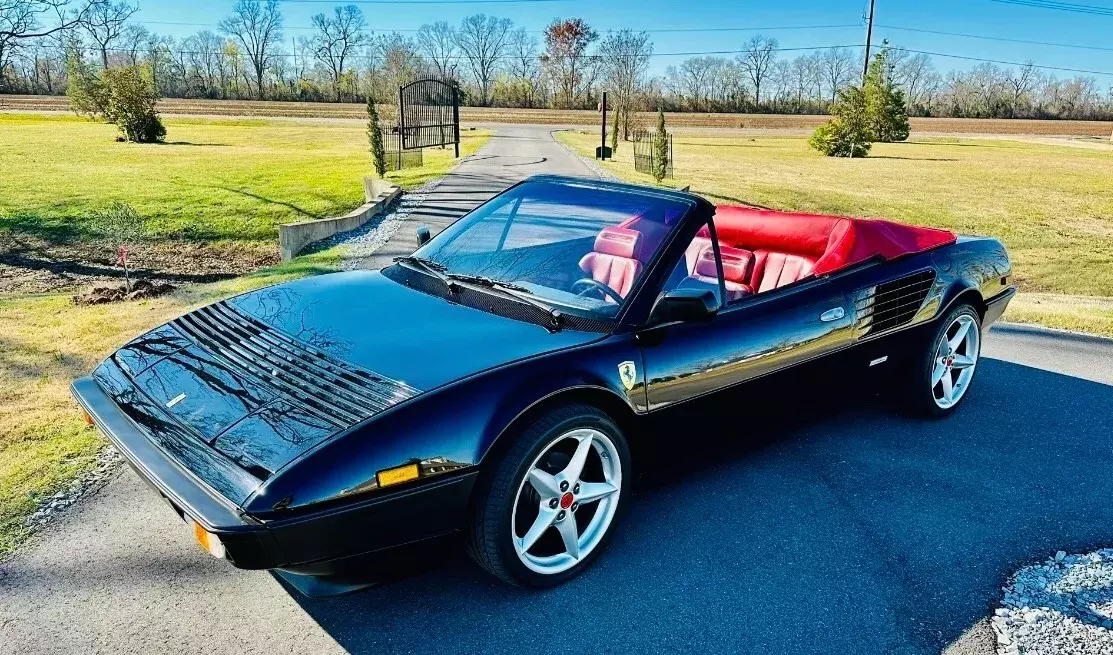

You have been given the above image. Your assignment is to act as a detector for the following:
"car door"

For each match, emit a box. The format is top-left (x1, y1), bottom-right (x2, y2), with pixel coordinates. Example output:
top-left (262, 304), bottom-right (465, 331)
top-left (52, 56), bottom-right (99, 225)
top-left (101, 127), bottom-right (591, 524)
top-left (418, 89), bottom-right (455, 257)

top-left (638, 241), bottom-right (856, 412)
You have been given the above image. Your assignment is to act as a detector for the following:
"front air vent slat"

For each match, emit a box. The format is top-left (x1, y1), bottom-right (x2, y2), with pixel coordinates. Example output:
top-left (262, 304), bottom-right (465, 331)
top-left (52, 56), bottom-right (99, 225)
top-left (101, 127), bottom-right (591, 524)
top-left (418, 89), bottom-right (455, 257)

top-left (173, 314), bottom-right (361, 425)
top-left (854, 270), bottom-right (936, 338)
top-left (194, 305), bottom-right (395, 413)
top-left (205, 303), bottom-right (412, 410)
top-left (170, 301), bottom-right (420, 425)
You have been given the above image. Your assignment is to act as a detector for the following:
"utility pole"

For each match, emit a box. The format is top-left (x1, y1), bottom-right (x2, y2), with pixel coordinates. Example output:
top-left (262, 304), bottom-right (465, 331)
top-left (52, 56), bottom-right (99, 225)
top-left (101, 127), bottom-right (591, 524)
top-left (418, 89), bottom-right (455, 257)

top-left (863, 0), bottom-right (876, 81)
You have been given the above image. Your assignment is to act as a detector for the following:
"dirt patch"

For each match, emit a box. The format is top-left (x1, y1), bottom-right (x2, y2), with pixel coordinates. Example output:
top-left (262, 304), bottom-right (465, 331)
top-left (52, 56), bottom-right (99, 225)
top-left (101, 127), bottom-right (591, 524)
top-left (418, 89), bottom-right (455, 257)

top-left (72, 280), bottom-right (176, 305)
top-left (0, 231), bottom-right (278, 294)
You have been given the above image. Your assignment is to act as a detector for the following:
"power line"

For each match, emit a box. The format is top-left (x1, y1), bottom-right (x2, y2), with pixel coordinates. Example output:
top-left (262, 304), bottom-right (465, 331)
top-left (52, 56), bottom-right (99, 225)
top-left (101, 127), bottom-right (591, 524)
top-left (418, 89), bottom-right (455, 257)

top-left (989, 0), bottom-right (1113, 16)
top-left (878, 24), bottom-right (1113, 52)
top-left (888, 45), bottom-right (1113, 77)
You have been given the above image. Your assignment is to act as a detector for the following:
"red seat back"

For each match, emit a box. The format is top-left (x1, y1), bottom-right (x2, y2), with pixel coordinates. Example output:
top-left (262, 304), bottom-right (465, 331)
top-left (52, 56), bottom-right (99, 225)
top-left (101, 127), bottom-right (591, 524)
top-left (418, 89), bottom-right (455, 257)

top-left (578, 226), bottom-right (643, 301)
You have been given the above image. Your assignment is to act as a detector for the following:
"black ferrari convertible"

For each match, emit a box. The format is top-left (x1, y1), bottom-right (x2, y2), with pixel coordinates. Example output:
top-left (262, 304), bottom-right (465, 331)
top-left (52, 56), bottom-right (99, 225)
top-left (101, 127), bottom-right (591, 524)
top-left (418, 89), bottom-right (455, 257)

top-left (72, 175), bottom-right (1014, 594)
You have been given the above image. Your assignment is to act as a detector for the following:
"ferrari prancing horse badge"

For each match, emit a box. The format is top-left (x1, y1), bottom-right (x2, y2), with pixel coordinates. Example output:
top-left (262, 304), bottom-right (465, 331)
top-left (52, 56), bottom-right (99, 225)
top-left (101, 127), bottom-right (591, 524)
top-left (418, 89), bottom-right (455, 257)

top-left (618, 361), bottom-right (637, 391)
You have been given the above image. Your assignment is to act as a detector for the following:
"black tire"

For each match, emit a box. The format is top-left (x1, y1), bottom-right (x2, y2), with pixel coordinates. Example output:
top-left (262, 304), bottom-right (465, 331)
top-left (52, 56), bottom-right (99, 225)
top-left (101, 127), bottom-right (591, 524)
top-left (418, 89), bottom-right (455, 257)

top-left (465, 403), bottom-right (632, 587)
top-left (900, 302), bottom-right (982, 418)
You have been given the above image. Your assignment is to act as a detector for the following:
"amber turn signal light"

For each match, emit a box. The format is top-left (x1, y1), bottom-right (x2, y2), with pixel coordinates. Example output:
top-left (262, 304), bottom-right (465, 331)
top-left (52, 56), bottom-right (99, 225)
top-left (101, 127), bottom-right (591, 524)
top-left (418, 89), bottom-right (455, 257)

top-left (192, 520), bottom-right (226, 559)
top-left (376, 463), bottom-right (419, 488)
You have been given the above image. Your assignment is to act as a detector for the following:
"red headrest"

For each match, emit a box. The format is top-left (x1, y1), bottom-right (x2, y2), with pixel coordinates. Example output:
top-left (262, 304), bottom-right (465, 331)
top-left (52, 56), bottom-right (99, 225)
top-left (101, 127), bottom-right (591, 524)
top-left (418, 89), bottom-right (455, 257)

top-left (696, 245), bottom-right (753, 282)
top-left (594, 226), bottom-right (641, 259)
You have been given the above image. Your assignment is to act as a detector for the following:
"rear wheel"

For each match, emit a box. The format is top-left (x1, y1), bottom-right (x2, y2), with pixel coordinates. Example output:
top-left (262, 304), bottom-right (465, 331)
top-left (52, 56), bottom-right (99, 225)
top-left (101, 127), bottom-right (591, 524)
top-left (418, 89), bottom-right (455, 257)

top-left (902, 303), bottom-right (982, 417)
top-left (466, 404), bottom-right (631, 587)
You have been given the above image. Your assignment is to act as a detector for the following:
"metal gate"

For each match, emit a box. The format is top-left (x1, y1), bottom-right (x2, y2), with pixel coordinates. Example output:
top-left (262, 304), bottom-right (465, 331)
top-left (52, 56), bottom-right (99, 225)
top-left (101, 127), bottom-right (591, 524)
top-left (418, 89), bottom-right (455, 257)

top-left (384, 130), bottom-right (423, 171)
top-left (632, 129), bottom-right (674, 179)
top-left (398, 78), bottom-right (460, 156)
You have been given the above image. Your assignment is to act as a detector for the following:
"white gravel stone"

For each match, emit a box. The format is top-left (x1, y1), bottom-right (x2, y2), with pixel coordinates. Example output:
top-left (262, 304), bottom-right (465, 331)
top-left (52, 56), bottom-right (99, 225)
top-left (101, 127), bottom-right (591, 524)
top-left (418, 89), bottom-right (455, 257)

top-left (312, 157), bottom-right (476, 269)
top-left (15, 447), bottom-right (123, 546)
top-left (994, 548), bottom-right (1113, 654)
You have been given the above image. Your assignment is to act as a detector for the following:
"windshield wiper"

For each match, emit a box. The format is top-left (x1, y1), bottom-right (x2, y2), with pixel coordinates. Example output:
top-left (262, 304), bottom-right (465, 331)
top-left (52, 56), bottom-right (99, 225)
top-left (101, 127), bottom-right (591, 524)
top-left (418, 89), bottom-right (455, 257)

top-left (393, 256), bottom-right (456, 292)
top-left (445, 273), bottom-right (565, 332)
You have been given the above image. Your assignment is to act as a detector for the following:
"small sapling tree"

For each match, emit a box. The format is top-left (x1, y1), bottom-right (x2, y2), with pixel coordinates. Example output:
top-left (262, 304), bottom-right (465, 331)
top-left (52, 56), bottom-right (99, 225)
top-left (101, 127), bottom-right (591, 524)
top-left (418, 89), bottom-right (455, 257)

top-left (91, 202), bottom-right (148, 291)
top-left (652, 109), bottom-right (669, 182)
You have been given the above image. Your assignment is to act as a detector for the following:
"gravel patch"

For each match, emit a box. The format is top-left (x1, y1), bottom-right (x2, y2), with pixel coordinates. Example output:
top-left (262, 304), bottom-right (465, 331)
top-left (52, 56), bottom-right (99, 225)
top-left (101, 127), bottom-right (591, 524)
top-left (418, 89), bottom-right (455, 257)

top-left (13, 447), bottom-right (123, 550)
top-left (992, 549), bottom-right (1113, 654)
top-left (309, 163), bottom-right (469, 270)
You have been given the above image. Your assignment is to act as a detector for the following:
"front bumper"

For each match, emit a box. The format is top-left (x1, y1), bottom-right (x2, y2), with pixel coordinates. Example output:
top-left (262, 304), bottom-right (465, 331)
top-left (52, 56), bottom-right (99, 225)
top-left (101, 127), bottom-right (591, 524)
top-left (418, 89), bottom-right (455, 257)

top-left (71, 375), bottom-right (477, 573)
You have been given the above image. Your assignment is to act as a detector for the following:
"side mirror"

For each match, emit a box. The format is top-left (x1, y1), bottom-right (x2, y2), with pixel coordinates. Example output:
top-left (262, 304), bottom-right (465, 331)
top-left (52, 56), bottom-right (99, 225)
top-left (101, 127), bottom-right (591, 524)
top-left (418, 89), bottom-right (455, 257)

top-left (649, 289), bottom-right (719, 324)
top-left (416, 225), bottom-right (432, 246)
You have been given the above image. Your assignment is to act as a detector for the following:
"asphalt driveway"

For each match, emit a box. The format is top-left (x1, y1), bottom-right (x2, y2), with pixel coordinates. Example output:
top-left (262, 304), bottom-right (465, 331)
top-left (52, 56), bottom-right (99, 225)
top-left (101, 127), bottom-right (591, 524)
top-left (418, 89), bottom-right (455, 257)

top-left (3, 127), bottom-right (1112, 654)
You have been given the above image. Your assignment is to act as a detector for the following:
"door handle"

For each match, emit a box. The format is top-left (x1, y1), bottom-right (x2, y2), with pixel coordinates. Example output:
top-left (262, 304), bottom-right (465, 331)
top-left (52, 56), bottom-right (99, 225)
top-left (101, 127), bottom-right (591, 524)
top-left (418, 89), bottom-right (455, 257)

top-left (820, 307), bottom-right (845, 322)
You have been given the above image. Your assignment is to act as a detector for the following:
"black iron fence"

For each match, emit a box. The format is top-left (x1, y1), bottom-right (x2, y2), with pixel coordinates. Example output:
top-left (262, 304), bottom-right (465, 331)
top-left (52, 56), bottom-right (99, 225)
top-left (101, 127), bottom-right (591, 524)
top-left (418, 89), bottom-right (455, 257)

top-left (384, 129), bottom-right (423, 171)
top-left (632, 129), bottom-right (674, 179)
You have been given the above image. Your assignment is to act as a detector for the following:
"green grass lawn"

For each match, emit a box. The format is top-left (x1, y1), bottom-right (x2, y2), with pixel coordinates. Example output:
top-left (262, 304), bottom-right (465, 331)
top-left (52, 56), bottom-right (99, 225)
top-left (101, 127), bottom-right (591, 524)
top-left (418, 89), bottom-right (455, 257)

top-left (0, 114), bottom-right (491, 557)
top-left (0, 252), bottom-right (341, 556)
top-left (558, 130), bottom-right (1113, 335)
top-left (0, 113), bottom-right (489, 243)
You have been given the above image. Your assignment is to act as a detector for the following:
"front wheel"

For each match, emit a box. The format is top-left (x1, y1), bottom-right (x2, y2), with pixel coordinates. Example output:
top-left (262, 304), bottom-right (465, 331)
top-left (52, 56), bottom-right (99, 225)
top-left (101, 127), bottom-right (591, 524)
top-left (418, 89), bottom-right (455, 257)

top-left (902, 303), bottom-right (982, 417)
top-left (466, 404), bottom-right (631, 587)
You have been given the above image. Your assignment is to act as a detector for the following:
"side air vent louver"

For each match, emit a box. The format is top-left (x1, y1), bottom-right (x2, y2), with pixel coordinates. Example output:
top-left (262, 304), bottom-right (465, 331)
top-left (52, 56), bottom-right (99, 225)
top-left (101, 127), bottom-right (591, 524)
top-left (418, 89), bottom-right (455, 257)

top-left (854, 270), bottom-right (936, 338)
top-left (170, 301), bottom-right (420, 427)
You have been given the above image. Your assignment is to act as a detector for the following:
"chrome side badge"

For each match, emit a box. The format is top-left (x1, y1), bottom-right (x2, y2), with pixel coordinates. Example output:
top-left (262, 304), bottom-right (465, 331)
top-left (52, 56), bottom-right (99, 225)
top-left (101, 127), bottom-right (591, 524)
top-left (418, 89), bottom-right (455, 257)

top-left (869, 356), bottom-right (889, 367)
top-left (166, 392), bottom-right (187, 408)
top-left (618, 361), bottom-right (637, 391)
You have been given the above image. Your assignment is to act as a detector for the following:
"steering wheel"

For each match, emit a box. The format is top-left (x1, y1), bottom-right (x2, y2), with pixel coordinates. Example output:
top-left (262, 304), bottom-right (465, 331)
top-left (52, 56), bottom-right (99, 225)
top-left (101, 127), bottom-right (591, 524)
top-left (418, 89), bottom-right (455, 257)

top-left (572, 278), bottom-right (624, 304)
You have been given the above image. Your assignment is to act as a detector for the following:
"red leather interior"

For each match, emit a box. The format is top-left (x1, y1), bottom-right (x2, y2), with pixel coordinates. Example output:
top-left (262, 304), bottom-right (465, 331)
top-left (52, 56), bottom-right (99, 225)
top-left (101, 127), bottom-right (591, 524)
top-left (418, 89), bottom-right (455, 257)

top-left (578, 227), bottom-right (644, 300)
top-left (697, 205), bottom-right (956, 295)
top-left (751, 251), bottom-right (816, 293)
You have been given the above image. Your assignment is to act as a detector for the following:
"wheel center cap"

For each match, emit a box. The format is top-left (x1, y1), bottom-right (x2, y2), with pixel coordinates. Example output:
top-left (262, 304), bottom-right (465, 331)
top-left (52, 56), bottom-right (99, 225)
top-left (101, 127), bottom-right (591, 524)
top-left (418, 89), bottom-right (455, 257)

top-left (559, 492), bottom-right (574, 510)
top-left (946, 356), bottom-right (954, 367)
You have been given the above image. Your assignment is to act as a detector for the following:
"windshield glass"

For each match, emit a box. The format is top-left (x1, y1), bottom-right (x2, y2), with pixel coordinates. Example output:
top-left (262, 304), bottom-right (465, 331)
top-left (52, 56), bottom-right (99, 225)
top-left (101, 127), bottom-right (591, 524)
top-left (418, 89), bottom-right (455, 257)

top-left (412, 180), bottom-right (691, 317)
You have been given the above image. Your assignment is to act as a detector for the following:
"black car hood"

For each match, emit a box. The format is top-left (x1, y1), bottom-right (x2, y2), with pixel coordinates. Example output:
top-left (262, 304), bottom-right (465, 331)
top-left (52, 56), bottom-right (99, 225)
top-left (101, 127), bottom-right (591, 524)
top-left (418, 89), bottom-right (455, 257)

top-left (102, 270), bottom-right (600, 481)
top-left (227, 270), bottom-right (600, 391)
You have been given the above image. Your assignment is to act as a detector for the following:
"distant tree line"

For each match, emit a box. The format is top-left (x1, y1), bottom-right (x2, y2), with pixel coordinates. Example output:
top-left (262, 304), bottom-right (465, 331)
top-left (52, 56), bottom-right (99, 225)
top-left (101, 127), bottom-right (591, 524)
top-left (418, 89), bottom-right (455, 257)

top-left (2, 0), bottom-right (1112, 121)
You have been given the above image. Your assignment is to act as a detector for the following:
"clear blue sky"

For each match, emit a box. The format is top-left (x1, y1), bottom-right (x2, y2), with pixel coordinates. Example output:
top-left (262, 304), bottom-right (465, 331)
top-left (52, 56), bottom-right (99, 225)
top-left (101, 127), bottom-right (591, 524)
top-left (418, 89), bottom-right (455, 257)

top-left (132, 0), bottom-right (1113, 80)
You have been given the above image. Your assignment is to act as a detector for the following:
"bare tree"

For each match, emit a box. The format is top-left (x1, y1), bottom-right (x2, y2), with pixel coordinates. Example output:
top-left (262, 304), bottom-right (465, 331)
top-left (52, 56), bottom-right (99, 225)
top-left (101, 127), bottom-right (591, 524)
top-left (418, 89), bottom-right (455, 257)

top-left (820, 46), bottom-right (855, 104)
top-left (675, 56), bottom-right (714, 111)
top-left (454, 13), bottom-right (511, 106)
top-left (507, 26), bottom-right (541, 107)
top-left (598, 29), bottom-right (651, 137)
top-left (1004, 62), bottom-right (1038, 118)
top-left (890, 51), bottom-right (935, 109)
top-left (115, 21), bottom-right (145, 66)
top-left (185, 30), bottom-right (223, 96)
top-left (219, 0), bottom-right (282, 99)
top-left (541, 17), bottom-right (597, 108)
top-left (415, 20), bottom-right (456, 80)
top-left (1, 0), bottom-right (93, 85)
top-left (82, 0), bottom-right (136, 68)
top-left (739, 35), bottom-right (777, 107)
top-left (309, 4), bottom-right (366, 101)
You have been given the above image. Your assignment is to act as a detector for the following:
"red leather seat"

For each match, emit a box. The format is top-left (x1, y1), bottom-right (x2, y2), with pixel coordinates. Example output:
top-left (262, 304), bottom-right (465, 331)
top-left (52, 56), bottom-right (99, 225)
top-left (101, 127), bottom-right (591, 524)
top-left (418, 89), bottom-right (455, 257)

top-left (689, 245), bottom-right (753, 301)
top-left (751, 250), bottom-right (817, 293)
top-left (578, 226), bottom-right (643, 301)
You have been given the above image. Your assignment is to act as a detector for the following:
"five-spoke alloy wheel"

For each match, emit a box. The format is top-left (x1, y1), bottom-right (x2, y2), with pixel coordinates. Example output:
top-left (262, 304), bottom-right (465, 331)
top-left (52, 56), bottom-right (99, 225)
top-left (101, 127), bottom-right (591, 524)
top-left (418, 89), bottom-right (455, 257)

top-left (903, 303), bottom-right (982, 417)
top-left (467, 404), bottom-right (631, 587)
top-left (931, 312), bottom-right (980, 409)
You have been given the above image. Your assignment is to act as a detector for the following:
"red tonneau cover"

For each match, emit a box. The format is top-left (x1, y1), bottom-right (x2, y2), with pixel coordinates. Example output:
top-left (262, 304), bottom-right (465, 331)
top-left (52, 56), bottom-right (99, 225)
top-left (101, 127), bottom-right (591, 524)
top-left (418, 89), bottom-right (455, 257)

top-left (712, 205), bottom-right (957, 276)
